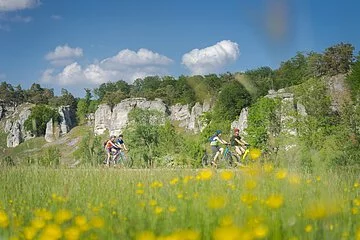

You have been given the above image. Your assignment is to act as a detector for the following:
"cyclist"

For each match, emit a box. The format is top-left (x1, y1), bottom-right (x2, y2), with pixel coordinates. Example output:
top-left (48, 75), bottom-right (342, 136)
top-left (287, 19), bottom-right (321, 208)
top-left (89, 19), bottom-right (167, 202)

top-left (114, 134), bottom-right (128, 163)
top-left (104, 135), bottom-right (118, 165)
top-left (209, 130), bottom-right (228, 166)
top-left (230, 128), bottom-right (249, 157)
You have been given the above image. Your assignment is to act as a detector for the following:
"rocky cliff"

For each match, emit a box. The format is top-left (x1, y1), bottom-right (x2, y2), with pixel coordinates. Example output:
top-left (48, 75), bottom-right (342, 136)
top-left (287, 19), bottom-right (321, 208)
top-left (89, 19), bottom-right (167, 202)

top-left (0, 103), bottom-right (34, 148)
top-left (0, 103), bottom-right (76, 146)
top-left (44, 106), bottom-right (76, 143)
top-left (94, 98), bottom-right (213, 135)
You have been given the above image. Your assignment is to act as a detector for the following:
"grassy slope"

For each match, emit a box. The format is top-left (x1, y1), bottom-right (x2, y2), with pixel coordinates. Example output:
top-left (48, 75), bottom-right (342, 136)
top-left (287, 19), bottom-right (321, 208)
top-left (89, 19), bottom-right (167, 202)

top-left (0, 125), bottom-right (96, 164)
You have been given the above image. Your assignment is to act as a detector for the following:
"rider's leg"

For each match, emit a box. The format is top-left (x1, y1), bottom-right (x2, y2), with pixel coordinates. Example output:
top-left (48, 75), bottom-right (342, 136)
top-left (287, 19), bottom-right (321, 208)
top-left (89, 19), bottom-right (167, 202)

top-left (235, 146), bottom-right (243, 157)
top-left (211, 146), bottom-right (220, 165)
top-left (106, 149), bottom-right (111, 165)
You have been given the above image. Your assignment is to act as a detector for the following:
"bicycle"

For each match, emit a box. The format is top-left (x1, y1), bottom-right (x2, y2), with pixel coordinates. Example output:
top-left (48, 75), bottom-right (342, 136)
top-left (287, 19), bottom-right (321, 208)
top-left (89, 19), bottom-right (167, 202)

top-left (201, 144), bottom-right (240, 168)
top-left (113, 148), bottom-right (133, 168)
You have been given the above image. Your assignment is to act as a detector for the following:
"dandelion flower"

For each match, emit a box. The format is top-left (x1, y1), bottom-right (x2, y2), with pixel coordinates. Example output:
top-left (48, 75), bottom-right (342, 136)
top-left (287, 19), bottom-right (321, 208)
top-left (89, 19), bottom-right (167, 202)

top-left (208, 196), bottom-right (227, 209)
top-left (0, 211), bottom-right (9, 228)
top-left (136, 231), bottom-right (156, 240)
top-left (265, 195), bottom-right (284, 209)
top-left (221, 171), bottom-right (234, 181)
top-left (305, 224), bottom-right (313, 233)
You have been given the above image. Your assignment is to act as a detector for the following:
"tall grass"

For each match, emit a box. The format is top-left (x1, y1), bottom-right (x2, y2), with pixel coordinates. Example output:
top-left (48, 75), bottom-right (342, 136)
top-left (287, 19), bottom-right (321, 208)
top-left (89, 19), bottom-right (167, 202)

top-left (0, 165), bottom-right (359, 239)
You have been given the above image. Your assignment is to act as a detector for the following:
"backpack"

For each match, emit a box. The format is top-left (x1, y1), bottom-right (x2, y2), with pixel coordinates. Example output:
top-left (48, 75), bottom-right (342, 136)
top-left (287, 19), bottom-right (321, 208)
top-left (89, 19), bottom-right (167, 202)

top-left (208, 135), bottom-right (216, 142)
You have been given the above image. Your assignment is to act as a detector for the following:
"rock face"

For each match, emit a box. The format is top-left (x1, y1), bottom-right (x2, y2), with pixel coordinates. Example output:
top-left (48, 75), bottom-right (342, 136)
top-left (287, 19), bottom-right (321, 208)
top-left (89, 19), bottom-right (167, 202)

top-left (327, 74), bottom-right (351, 112)
top-left (44, 106), bottom-right (75, 143)
top-left (4, 104), bottom-right (34, 148)
top-left (58, 106), bottom-right (75, 135)
top-left (0, 105), bottom-right (3, 120)
top-left (170, 99), bottom-right (212, 133)
top-left (94, 98), bottom-right (213, 135)
top-left (231, 107), bottom-right (249, 135)
top-left (94, 98), bottom-right (169, 136)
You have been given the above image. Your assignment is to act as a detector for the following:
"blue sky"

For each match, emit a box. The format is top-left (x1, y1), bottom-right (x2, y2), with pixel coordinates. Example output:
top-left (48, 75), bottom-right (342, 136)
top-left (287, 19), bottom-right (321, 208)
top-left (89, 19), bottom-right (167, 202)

top-left (0, 0), bottom-right (359, 96)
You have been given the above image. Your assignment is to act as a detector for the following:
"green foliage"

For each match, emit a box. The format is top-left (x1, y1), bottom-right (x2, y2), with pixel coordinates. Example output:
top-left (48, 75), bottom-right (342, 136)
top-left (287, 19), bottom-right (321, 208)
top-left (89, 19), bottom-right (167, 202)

top-left (1, 156), bottom-right (15, 166)
top-left (246, 97), bottom-right (281, 150)
top-left (24, 105), bottom-right (60, 136)
top-left (213, 80), bottom-right (251, 121)
top-left (48, 88), bottom-right (77, 109)
top-left (94, 80), bottom-right (130, 102)
top-left (244, 67), bottom-right (275, 99)
top-left (37, 147), bottom-right (61, 166)
top-left (274, 52), bottom-right (309, 89)
top-left (76, 89), bottom-right (98, 124)
top-left (73, 131), bottom-right (104, 166)
top-left (346, 55), bottom-right (360, 99)
top-left (125, 108), bottom-right (165, 167)
top-left (322, 42), bottom-right (355, 76)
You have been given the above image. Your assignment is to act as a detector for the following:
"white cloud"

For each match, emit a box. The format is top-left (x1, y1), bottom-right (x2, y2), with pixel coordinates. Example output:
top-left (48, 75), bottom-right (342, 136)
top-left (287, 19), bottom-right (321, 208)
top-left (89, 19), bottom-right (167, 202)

top-left (182, 40), bottom-right (240, 75)
top-left (41, 48), bottom-right (173, 86)
top-left (0, 0), bottom-right (40, 12)
top-left (45, 45), bottom-right (83, 66)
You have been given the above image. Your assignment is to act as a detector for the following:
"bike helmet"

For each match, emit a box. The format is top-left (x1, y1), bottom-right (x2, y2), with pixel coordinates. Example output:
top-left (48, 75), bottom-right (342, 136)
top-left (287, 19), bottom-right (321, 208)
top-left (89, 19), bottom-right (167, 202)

top-left (215, 130), bottom-right (222, 135)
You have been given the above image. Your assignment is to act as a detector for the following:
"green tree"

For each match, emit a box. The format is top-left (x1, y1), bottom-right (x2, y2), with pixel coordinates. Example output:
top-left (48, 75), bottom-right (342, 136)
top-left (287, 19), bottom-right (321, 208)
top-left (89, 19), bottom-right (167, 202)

top-left (24, 105), bottom-right (60, 136)
top-left (323, 42), bottom-right (355, 76)
top-left (213, 80), bottom-right (251, 121)
top-left (274, 52), bottom-right (309, 89)
top-left (126, 108), bottom-right (165, 167)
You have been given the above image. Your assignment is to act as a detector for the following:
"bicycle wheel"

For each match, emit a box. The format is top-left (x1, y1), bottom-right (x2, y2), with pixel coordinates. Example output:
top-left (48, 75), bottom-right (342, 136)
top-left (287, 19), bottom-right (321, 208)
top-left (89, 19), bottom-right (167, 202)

top-left (201, 152), bottom-right (209, 167)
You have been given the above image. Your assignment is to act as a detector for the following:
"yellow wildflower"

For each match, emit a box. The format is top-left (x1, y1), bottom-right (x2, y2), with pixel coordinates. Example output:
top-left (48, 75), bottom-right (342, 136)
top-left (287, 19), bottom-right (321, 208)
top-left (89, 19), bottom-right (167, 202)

top-left (253, 224), bottom-right (269, 239)
top-left (240, 193), bottom-right (257, 206)
top-left (136, 231), bottom-right (156, 240)
top-left (263, 163), bottom-right (274, 173)
top-left (154, 207), bottom-right (163, 215)
top-left (54, 209), bottom-right (72, 224)
top-left (288, 174), bottom-right (301, 185)
top-left (213, 225), bottom-right (243, 240)
top-left (208, 196), bottom-right (227, 209)
top-left (168, 206), bottom-right (177, 213)
top-left (245, 179), bottom-right (257, 190)
top-left (150, 181), bottom-right (163, 188)
top-left (198, 169), bottom-right (213, 180)
top-left (149, 200), bottom-right (157, 206)
top-left (137, 182), bottom-right (144, 188)
top-left (34, 209), bottom-right (52, 221)
top-left (177, 193), bottom-right (184, 199)
top-left (74, 216), bottom-right (89, 232)
top-left (354, 182), bottom-right (359, 188)
top-left (353, 198), bottom-right (360, 206)
top-left (136, 189), bottom-right (144, 195)
top-left (64, 227), bottom-right (80, 240)
top-left (0, 210), bottom-right (9, 228)
top-left (265, 194), bottom-right (284, 209)
top-left (219, 215), bottom-right (234, 226)
top-left (170, 229), bottom-right (200, 240)
top-left (249, 148), bottom-right (261, 160)
top-left (221, 171), bottom-right (234, 181)
top-left (31, 218), bottom-right (45, 229)
top-left (304, 201), bottom-right (340, 220)
top-left (305, 224), bottom-right (313, 233)
top-left (39, 224), bottom-right (62, 240)
top-left (275, 169), bottom-right (288, 180)
top-left (90, 216), bottom-right (104, 229)
top-left (23, 226), bottom-right (37, 240)
top-left (170, 177), bottom-right (179, 185)
top-left (352, 207), bottom-right (359, 215)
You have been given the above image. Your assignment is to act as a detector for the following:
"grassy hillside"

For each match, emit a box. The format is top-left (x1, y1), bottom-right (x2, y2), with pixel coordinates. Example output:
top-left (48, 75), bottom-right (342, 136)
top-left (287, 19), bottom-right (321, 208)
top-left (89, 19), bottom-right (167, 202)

top-left (0, 125), bottom-right (100, 165)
